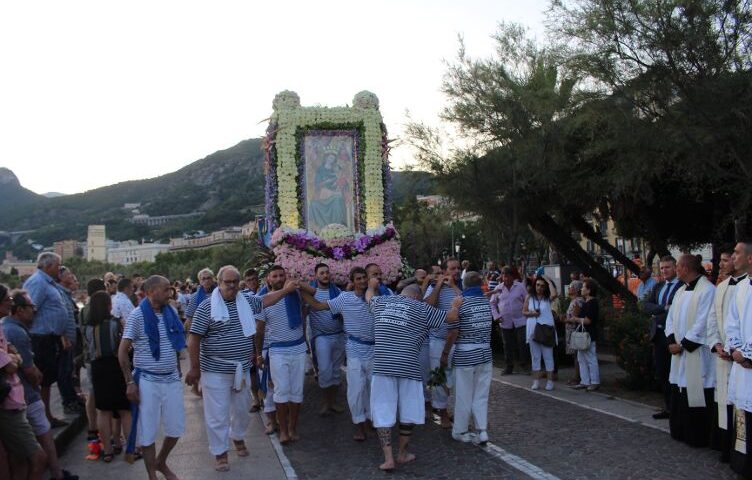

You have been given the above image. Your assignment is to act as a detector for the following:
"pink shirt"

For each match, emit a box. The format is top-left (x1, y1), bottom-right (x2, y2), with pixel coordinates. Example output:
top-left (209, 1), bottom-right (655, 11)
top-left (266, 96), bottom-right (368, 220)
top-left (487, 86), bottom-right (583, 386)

top-left (490, 281), bottom-right (528, 329)
top-left (0, 328), bottom-right (26, 410)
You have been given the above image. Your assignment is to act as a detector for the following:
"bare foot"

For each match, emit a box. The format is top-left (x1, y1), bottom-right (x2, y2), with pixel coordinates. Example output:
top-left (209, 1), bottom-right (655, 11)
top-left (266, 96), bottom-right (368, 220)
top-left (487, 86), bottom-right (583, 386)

top-left (264, 423), bottom-right (278, 435)
top-left (157, 462), bottom-right (181, 479)
top-left (279, 432), bottom-right (291, 444)
top-left (379, 460), bottom-right (395, 471)
top-left (353, 426), bottom-right (366, 441)
top-left (396, 452), bottom-right (416, 464)
top-left (289, 430), bottom-right (300, 442)
top-left (440, 416), bottom-right (452, 429)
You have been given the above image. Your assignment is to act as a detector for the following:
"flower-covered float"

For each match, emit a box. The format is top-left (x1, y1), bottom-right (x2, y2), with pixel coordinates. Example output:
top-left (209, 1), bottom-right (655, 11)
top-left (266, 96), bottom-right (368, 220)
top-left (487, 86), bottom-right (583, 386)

top-left (260, 91), bottom-right (400, 285)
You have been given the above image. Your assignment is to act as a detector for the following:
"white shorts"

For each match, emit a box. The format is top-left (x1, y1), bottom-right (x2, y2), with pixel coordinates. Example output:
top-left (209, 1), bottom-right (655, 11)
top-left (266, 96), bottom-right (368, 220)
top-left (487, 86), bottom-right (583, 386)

top-left (138, 378), bottom-right (185, 446)
top-left (26, 399), bottom-right (51, 436)
top-left (269, 351), bottom-right (306, 404)
top-left (370, 375), bottom-right (425, 428)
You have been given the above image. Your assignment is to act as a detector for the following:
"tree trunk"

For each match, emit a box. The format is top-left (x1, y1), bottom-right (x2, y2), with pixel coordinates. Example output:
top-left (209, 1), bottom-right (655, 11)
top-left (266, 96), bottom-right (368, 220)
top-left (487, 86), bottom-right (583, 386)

top-left (568, 214), bottom-right (641, 275)
top-left (528, 213), bottom-right (636, 302)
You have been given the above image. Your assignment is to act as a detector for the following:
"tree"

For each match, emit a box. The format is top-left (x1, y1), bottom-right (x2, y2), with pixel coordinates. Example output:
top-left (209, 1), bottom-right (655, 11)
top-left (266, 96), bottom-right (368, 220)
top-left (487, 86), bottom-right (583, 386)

top-left (407, 23), bottom-right (637, 298)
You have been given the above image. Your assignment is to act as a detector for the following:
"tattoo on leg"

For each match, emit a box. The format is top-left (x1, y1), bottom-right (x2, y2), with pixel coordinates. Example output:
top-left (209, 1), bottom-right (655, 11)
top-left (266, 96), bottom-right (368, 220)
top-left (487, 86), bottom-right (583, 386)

top-left (377, 428), bottom-right (392, 447)
top-left (398, 423), bottom-right (414, 437)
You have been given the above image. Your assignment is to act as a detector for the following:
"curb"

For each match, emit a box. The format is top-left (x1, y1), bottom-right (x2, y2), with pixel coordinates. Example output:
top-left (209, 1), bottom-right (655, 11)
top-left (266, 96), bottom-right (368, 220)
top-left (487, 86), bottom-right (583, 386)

top-left (53, 411), bottom-right (86, 457)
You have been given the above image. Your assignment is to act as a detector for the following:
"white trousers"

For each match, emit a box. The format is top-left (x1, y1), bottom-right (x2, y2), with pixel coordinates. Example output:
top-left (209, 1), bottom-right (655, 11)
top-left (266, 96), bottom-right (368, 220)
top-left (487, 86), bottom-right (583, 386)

top-left (429, 338), bottom-right (454, 409)
top-left (201, 371), bottom-right (251, 456)
top-left (137, 378), bottom-right (185, 447)
top-left (577, 341), bottom-right (600, 385)
top-left (452, 362), bottom-right (492, 435)
top-left (314, 334), bottom-right (345, 388)
top-left (420, 340), bottom-right (431, 402)
top-left (529, 340), bottom-right (554, 372)
top-left (269, 352), bottom-right (306, 404)
top-left (370, 375), bottom-right (425, 428)
top-left (346, 356), bottom-right (373, 424)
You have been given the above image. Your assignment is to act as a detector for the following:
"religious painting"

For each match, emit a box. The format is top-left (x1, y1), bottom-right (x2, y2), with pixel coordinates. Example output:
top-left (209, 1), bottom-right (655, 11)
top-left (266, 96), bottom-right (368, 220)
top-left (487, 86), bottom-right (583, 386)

top-left (303, 130), bottom-right (357, 234)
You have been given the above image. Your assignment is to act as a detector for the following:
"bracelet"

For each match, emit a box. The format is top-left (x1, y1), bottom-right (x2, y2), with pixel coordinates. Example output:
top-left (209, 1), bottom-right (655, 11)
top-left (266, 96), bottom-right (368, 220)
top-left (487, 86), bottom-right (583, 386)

top-left (126, 380), bottom-right (135, 385)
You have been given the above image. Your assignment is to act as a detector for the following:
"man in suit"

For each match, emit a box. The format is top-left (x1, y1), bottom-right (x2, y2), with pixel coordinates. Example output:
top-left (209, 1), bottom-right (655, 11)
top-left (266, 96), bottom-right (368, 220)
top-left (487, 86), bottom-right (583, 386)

top-left (641, 255), bottom-right (681, 419)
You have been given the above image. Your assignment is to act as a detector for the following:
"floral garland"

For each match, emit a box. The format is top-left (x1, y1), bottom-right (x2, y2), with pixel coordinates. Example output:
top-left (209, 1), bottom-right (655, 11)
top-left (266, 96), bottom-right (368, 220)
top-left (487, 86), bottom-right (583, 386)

top-left (271, 224), bottom-right (397, 261)
top-left (268, 90), bottom-right (387, 230)
top-left (271, 224), bottom-right (402, 284)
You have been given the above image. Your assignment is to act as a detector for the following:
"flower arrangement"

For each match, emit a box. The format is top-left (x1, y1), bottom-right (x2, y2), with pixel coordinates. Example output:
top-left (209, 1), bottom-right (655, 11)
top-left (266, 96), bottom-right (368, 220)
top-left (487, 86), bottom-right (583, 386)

top-left (267, 91), bottom-right (388, 230)
top-left (269, 224), bottom-right (400, 284)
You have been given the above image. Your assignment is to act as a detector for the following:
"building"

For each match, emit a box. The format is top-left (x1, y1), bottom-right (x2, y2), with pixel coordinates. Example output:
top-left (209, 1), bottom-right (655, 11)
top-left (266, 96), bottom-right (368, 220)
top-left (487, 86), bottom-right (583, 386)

top-left (86, 225), bottom-right (107, 262)
top-left (107, 241), bottom-right (171, 265)
top-left (169, 226), bottom-right (245, 251)
top-left (130, 212), bottom-right (203, 226)
top-left (53, 240), bottom-right (82, 261)
top-left (0, 252), bottom-right (36, 277)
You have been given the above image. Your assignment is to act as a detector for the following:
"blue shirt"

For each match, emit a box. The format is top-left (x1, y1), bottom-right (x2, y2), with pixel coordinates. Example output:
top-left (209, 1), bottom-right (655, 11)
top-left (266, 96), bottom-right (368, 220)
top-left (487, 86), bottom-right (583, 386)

top-left (637, 277), bottom-right (657, 301)
top-left (2, 317), bottom-right (42, 404)
top-left (23, 269), bottom-right (68, 336)
top-left (55, 284), bottom-right (78, 342)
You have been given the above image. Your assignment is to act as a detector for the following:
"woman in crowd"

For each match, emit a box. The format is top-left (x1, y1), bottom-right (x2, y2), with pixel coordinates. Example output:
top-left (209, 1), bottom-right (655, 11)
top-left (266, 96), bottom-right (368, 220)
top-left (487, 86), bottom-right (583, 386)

top-left (84, 291), bottom-right (131, 463)
top-left (522, 276), bottom-right (558, 391)
top-left (567, 279), bottom-right (600, 391)
top-left (563, 280), bottom-right (584, 386)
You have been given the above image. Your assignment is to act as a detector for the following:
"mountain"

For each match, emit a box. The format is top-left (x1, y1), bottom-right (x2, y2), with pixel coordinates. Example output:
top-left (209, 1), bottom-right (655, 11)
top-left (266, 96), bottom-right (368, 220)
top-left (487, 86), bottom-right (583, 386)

top-left (1, 139), bottom-right (436, 252)
top-left (42, 192), bottom-right (66, 198)
top-left (0, 167), bottom-right (44, 209)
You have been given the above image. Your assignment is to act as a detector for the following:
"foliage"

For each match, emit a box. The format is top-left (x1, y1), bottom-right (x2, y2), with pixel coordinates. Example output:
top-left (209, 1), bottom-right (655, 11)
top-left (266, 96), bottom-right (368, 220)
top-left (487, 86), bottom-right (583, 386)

top-left (607, 305), bottom-right (654, 390)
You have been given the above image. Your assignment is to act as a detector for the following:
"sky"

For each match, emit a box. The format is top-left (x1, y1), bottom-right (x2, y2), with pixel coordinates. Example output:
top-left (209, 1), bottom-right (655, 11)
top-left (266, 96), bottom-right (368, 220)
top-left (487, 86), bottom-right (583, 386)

top-left (0, 0), bottom-right (548, 195)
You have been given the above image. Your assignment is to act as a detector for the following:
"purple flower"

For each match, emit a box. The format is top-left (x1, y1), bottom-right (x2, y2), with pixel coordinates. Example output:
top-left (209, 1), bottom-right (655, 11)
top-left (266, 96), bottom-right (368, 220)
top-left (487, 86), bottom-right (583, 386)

top-left (333, 247), bottom-right (345, 260)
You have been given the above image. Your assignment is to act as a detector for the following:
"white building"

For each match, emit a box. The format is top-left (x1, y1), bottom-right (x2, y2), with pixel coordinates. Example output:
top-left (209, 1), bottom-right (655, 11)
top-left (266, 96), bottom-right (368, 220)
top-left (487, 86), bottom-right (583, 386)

top-left (87, 225), bottom-right (107, 262)
top-left (107, 241), bottom-right (171, 265)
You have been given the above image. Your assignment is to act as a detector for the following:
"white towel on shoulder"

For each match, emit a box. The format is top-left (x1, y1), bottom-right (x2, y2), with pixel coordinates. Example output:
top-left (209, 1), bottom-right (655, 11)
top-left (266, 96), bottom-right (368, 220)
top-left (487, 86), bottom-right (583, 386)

top-left (210, 287), bottom-right (257, 337)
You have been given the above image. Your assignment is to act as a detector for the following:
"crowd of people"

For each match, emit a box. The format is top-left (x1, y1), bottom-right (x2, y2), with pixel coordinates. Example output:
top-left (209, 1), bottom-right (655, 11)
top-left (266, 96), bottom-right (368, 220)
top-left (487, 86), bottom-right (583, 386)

top-left (4, 245), bottom-right (752, 478)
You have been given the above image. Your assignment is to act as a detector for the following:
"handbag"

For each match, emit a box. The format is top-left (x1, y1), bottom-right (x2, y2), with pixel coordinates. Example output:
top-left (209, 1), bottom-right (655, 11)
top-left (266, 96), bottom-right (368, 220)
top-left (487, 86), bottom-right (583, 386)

top-left (570, 321), bottom-right (591, 351)
top-left (532, 322), bottom-right (556, 347)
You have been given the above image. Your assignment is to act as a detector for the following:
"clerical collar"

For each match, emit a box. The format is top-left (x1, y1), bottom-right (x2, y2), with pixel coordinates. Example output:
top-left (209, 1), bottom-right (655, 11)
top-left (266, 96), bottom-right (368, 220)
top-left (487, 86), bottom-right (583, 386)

top-left (730, 273), bottom-right (748, 286)
top-left (684, 275), bottom-right (702, 291)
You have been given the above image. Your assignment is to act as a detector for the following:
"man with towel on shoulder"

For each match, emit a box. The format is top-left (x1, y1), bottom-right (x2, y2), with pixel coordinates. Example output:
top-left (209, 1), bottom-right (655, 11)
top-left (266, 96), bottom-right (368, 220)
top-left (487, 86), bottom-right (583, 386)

top-left (254, 265), bottom-right (306, 445)
top-left (185, 265), bottom-right (297, 472)
top-left (118, 275), bottom-right (185, 480)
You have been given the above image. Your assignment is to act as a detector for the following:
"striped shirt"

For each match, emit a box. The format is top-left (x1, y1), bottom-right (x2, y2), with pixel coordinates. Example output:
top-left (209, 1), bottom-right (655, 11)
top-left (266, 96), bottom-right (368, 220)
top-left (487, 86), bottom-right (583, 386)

top-left (189, 293), bottom-right (263, 374)
top-left (307, 288), bottom-right (343, 336)
top-left (452, 296), bottom-right (493, 367)
top-left (327, 291), bottom-right (374, 360)
top-left (256, 294), bottom-right (306, 355)
top-left (122, 306), bottom-right (181, 383)
top-left (370, 295), bottom-right (447, 380)
top-left (424, 284), bottom-right (461, 340)
top-left (185, 287), bottom-right (214, 318)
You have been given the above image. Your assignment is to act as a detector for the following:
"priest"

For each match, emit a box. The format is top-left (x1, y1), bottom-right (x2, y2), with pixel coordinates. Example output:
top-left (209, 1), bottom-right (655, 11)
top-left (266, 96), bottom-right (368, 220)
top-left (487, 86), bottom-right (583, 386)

top-left (665, 254), bottom-right (716, 447)
top-left (725, 241), bottom-right (752, 476)
top-left (707, 244), bottom-right (749, 461)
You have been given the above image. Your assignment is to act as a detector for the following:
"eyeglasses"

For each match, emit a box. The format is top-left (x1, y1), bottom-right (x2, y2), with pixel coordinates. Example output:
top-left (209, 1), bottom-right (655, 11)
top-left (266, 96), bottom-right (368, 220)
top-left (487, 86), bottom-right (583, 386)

top-left (221, 280), bottom-right (239, 285)
top-left (200, 277), bottom-right (213, 281)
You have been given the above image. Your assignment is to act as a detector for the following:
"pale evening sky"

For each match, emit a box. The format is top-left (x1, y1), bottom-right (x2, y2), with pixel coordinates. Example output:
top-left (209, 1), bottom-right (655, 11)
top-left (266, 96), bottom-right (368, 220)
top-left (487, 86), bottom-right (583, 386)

top-left (0, 0), bottom-right (548, 195)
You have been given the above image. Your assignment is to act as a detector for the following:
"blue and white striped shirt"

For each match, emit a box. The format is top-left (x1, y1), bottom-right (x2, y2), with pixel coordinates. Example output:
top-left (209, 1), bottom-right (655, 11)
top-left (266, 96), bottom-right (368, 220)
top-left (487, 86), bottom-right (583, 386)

top-left (452, 296), bottom-right (493, 367)
top-left (307, 288), bottom-right (343, 337)
top-left (255, 295), bottom-right (306, 355)
top-left (370, 296), bottom-right (447, 380)
top-left (327, 291), bottom-right (374, 360)
top-left (424, 284), bottom-right (461, 341)
top-left (122, 306), bottom-right (181, 383)
top-left (24, 270), bottom-right (68, 336)
top-left (190, 294), bottom-right (263, 374)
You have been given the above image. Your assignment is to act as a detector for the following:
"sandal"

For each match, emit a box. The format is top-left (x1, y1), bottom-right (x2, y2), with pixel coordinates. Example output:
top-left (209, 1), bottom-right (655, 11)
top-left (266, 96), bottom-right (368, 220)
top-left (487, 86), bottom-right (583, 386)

top-left (214, 456), bottom-right (230, 472)
top-left (102, 452), bottom-right (114, 463)
top-left (234, 441), bottom-right (249, 457)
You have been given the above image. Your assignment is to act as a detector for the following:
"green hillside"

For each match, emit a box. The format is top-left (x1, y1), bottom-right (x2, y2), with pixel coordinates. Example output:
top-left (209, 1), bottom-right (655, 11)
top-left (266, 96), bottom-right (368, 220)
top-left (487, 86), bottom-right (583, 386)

top-left (2, 139), bottom-right (436, 256)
